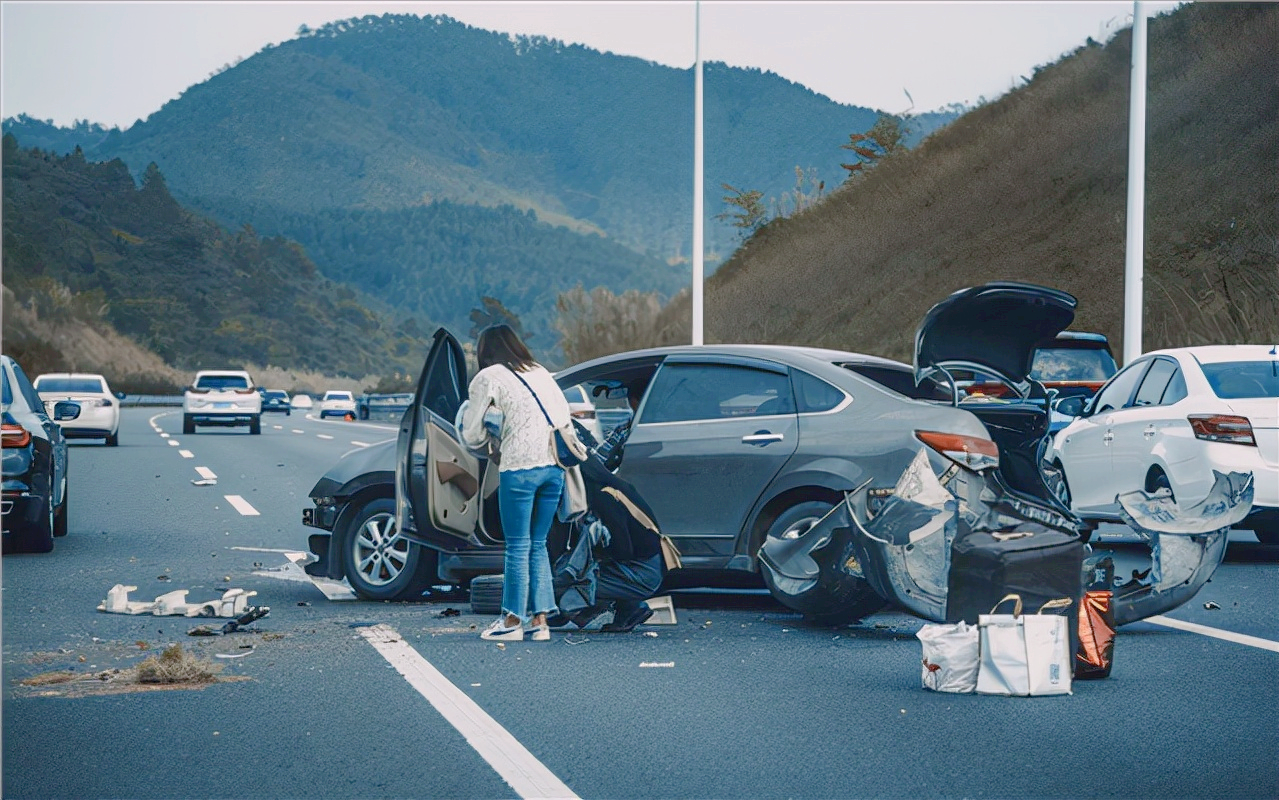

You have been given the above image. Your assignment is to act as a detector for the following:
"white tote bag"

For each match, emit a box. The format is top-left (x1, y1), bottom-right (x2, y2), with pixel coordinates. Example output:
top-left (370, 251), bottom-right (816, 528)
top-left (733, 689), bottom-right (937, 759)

top-left (976, 594), bottom-right (1074, 697)
top-left (917, 621), bottom-right (980, 693)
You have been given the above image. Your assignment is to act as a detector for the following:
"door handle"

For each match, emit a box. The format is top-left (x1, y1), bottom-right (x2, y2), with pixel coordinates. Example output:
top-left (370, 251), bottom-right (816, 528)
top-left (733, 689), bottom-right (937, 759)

top-left (742, 432), bottom-right (784, 445)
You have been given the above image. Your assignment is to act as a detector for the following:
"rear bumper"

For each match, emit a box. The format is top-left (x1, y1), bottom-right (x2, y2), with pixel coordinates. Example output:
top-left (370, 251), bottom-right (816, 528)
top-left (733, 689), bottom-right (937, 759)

top-left (62, 428), bottom-right (116, 439)
top-left (188, 414), bottom-right (256, 425)
top-left (319, 409), bottom-right (356, 418)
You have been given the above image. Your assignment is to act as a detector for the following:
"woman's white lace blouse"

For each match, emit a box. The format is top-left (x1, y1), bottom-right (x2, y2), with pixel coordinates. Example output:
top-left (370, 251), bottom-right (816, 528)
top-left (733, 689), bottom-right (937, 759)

top-left (461, 364), bottom-right (572, 472)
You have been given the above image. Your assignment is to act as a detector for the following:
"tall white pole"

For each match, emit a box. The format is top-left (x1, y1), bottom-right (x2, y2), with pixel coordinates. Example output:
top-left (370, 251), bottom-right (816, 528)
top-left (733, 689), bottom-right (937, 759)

top-left (1123, 2), bottom-right (1147, 365)
top-left (692, 0), bottom-right (704, 346)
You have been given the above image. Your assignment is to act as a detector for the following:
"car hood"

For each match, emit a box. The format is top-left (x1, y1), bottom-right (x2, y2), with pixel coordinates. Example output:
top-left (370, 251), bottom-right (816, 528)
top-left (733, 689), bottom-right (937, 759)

top-left (915, 282), bottom-right (1077, 391)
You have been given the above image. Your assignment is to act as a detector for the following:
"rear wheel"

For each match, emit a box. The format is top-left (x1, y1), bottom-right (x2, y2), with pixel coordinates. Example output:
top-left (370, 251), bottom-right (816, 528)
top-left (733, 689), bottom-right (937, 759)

top-left (21, 498), bottom-right (55, 554)
top-left (105, 431), bottom-right (119, 447)
top-left (183, 415), bottom-right (195, 435)
top-left (53, 477), bottom-right (68, 538)
top-left (340, 498), bottom-right (437, 601)
top-left (249, 415), bottom-right (261, 435)
top-left (1146, 469), bottom-right (1175, 502)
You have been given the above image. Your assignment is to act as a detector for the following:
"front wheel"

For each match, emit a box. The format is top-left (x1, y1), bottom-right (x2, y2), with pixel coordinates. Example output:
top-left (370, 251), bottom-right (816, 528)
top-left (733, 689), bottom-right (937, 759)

top-left (339, 498), bottom-right (437, 601)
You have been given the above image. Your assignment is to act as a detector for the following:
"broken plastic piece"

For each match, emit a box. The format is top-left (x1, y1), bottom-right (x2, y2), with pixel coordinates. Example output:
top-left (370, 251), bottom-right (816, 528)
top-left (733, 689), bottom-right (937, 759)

top-left (97, 585), bottom-right (155, 614)
top-left (191, 479), bottom-right (217, 486)
top-left (214, 648), bottom-right (254, 659)
top-left (1203, 601), bottom-right (1221, 610)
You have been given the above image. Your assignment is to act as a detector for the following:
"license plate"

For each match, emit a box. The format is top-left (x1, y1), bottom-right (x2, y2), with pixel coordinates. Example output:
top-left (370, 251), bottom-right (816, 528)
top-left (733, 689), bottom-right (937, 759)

top-left (213, 402), bottom-right (233, 409)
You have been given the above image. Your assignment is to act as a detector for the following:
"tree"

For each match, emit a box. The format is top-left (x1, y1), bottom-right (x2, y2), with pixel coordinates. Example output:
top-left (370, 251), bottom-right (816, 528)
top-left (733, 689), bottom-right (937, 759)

top-left (716, 183), bottom-right (767, 237)
top-left (468, 296), bottom-right (525, 340)
top-left (840, 114), bottom-right (909, 180)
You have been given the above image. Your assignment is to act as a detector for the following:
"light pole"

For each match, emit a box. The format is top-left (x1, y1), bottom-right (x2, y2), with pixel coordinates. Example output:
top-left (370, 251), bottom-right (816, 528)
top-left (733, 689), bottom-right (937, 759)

top-left (1123, 1), bottom-right (1147, 365)
top-left (691, 0), bottom-right (704, 345)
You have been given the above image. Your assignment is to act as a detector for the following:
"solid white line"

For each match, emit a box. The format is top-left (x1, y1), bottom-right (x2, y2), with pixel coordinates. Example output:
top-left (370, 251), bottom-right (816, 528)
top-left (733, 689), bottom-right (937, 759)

top-left (1147, 615), bottom-right (1279, 653)
top-left (224, 495), bottom-right (260, 516)
top-left (317, 434), bottom-right (334, 440)
top-left (178, 450), bottom-right (194, 459)
top-left (195, 466), bottom-right (217, 480)
top-left (358, 624), bottom-right (578, 800)
top-left (167, 440), bottom-right (180, 447)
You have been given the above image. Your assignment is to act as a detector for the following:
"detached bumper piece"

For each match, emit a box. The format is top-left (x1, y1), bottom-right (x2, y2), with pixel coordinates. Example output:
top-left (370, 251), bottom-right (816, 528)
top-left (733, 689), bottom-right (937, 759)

top-left (98, 584), bottom-right (262, 618)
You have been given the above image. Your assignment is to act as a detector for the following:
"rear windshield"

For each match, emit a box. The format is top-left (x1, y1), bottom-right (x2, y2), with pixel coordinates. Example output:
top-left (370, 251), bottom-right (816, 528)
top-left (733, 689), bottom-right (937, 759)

top-left (264, 391), bottom-right (288, 399)
top-left (325, 392), bottom-right (353, 400)
top-left (1201, 361), bottom-right (1279, 399)
top-left (35, 376), bottom-right (104, 394)
top-left (1030, 347), bottom-right (1117, 382)
top-left (196, 375), bottom-right (250, 390)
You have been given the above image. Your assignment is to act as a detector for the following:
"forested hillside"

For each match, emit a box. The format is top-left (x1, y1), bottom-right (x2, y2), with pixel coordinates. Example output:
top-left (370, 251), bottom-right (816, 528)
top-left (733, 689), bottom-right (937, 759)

top-left (1, 135), bottom-right (432, 381)
top-left (663, 2), bottom-right (1277, 360)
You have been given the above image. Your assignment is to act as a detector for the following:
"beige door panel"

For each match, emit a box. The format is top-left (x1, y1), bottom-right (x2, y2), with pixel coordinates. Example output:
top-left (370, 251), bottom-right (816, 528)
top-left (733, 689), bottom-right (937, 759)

top-left (427, 421), bottom-right (480, 536)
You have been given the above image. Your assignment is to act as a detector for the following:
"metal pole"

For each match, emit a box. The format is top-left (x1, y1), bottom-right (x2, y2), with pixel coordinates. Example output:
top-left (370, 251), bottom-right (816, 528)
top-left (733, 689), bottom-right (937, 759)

top-left (1123, 2), bottom-right (1147, 365)
top-left (692, 0), bottom-right (704, 346)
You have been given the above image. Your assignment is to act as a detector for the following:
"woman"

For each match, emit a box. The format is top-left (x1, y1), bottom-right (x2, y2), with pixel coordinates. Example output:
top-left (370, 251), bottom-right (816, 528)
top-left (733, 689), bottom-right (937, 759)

top-left (461, 324), bottom-right (570, 642)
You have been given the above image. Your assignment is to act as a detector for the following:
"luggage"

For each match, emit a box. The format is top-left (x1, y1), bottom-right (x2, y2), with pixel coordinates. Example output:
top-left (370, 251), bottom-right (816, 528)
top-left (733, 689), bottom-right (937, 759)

top-left (1075, 554), bottom-right (1116, 680)
top-left (945, 524), bottom-right (1086, 660)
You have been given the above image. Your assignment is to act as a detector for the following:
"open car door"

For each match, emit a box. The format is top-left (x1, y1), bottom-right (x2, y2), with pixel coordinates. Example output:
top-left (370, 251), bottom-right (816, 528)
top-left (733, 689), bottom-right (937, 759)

top-left (396, 328), bottom-right (488, 551)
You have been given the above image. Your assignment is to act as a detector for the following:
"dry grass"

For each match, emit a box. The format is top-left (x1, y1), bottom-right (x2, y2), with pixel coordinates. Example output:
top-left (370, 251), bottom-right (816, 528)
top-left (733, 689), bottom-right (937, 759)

top-left (135, 643), bottom-right (224, 684)
top-left (15, 644), bottom-right (248, 698)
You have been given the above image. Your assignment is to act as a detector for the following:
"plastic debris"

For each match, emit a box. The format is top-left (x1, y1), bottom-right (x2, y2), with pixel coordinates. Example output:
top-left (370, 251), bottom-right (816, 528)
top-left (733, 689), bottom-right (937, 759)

top-left (495, 643), bottom-right (506, 650)
top-left (643, 631), bottom-right (659, 638)
top-left (191, 479), bottom-right (217, 486)
top-left (436, 608), bottom-right (461, 618)
top-left (1203, 601), bottom-right (1221, 610)
top-left (97, 585), bottom-right (260, 618)
top-left (214, 648), bottom-right (254, 659)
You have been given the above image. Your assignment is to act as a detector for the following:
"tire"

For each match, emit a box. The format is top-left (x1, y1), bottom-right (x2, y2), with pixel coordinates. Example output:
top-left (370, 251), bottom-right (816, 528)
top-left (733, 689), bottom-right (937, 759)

top-left (249, 415), bottom-right (261, 435)
top-left (285, 409), bottom-right (291, 417)
top-left (19, 497), bottom-right (56, 554)
top-left (339, 498), bottom-right (438, 601)
top-left (53, 477), bottom-right (68, 538)
top-left (1146, 469), bottom-right (1175, 502)
top-left (183, 415), bottom-right (195, 435)
top-left (760, 500), bottom-right (886, 626)
top-left (106, 431), bottom-right (119, 447)
top-left (469, 574), bottom-right (505, 616)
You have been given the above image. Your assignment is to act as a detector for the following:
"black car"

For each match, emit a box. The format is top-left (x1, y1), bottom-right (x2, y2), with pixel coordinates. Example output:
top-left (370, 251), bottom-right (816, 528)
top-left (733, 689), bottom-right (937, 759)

top-left (259, 389), bottom-right (291, 415)
top-left (2, 355), bottom-right (80, 554)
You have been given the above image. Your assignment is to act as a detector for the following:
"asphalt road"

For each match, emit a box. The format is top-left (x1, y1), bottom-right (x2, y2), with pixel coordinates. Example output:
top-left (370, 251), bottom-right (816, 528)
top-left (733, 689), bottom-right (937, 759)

top-left (3, 408), bottom-right (1276, 799)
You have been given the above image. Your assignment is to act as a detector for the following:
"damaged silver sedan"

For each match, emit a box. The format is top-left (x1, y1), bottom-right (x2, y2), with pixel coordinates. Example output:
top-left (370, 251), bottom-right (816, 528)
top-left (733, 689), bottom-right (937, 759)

top-left (761, 282), bottom-right (1255, 626)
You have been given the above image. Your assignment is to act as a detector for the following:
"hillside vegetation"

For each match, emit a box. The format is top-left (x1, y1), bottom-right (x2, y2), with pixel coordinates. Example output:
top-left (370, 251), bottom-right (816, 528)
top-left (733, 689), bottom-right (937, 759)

top-left (660, 2), bottom-right (1277, 360)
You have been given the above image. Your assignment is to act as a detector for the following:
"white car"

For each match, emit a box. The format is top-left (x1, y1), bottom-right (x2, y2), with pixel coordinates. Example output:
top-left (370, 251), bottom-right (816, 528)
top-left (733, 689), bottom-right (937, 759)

top-left (33, 373), bottom-right (122, 446)
top-left (1047, 345), bottom-right (1278, 544)
top-left (318, 390), bottom-right (357, 419)
top-left (183, 370), bottom-right (262, 434)
top-left (562, 384), bottom-right (603, 442)
top-left (290, 394), bottom-right (314, 410)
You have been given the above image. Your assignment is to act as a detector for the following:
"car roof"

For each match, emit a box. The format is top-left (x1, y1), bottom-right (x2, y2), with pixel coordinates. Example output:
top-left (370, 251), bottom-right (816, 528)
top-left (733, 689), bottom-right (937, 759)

top-left (1148, 344), bottom-right (1279, 364)
top-left (562, 343), bottom-right (908, 374)
top-left (34, 372), bottom-right (108, 380)
top-left (195, 370), bottom-right (251, 377)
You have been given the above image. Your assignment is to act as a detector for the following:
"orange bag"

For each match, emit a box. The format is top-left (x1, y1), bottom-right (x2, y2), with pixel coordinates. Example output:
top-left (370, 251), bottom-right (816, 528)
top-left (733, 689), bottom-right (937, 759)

top-left (1075, 589), bottom-right (1116, 679)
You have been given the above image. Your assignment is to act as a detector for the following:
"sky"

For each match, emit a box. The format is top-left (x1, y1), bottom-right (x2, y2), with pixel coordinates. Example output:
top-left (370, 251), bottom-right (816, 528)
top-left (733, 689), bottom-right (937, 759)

top-left (1, 1), bottom-right (1182, 130)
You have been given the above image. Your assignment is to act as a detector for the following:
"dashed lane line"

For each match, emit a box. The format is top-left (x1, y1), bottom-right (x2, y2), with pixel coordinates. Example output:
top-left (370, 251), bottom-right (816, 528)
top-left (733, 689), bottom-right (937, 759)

top-left (224, 495), bottom-right (260, 516)
top-left (167, 440), bottom-right (180, 447)
top-left (1147, 615), bottom-right (1279, 653)
top-left (317, 434), bottom-right (334, 440)
top-left (160, 433), bottom-right (170, 438)
top-left (291, 429), bottom-right (304, 434)
top-left (273, 425), bottom-right (283, 430)
top-left (358, 624), bottom-right (579, 800)
top-left (195, 466), bottom-right (217, 480)
top-left (179, 450), bottom-right (194, 459)
top-left (350, 441), bottom-right (371, 447)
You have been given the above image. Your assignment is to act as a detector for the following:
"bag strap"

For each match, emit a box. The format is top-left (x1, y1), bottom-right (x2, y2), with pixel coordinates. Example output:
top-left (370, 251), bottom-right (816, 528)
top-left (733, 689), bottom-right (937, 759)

top-left (989, 593), bottom-right (1023, 617)
top-left (506, 366), bottom-right (556, 428)
top-left (1036, 598), bottom-right (1073, 615)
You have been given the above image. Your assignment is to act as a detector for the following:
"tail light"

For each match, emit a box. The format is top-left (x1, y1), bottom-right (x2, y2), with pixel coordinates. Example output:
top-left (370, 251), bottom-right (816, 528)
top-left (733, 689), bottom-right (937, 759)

top-left (234, 388), bottom-right (257, 395)
top-left (1188, 414), bottom-right (1255, 446)
top-left (2, 423), bottom-right (31, 448)
top-left (915, 430), bottom-right (1000, 471)
top-left (571, 410), bottom-right (596, 420)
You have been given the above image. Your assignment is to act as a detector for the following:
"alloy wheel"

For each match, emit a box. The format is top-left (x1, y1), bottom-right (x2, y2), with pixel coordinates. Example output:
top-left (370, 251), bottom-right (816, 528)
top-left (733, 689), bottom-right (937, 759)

top-left (351, 511), bottom-right (410, 587)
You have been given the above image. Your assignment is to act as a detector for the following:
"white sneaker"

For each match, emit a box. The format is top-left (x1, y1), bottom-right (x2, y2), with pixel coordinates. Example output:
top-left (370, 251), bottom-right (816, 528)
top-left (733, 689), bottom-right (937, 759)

top-left (480, 618), bottom-right (523, 641)
top-left (527, 623), bottom-right (551, 642)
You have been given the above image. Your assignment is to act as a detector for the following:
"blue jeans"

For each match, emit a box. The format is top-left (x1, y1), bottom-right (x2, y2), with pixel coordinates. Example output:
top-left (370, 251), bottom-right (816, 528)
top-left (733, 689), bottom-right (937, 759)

top-left (498, 465), bottom-right (565, 620)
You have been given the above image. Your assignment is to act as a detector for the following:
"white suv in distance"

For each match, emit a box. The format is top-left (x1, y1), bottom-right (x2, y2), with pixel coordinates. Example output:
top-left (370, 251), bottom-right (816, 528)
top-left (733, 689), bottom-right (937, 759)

top-left (183, 370), bottom-right (262, 434)
top-left (318, 390), bottom-right (357, 420)
top-left (33, 373), bottom-right (123, 446)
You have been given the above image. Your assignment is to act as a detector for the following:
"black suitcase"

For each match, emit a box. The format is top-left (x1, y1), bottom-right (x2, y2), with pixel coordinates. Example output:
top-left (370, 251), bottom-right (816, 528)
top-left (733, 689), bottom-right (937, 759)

top-left (946, 524), bottom-right (1085, 658)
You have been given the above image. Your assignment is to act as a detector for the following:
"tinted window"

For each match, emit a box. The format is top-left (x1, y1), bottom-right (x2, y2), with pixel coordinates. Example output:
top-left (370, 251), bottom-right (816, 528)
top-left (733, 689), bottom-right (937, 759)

top-left (196, 374), bottom-right (250, 390)
top-left (1092, 361), bottom-right (1150, 413)
top-left (563, 386), bottom-right (586, 404)
top-left (793, 370), bottom-right (846, 413)
top-left (1133, 359), bottom-right (1178, 407)
top-left (264, 391), bottom-right (288, 399)
top-left (325, 392), bottom-right (353, 401)
top-left (642, 363), bottom-right (794, 423)
top-left (1031, 347), bottom-right (1117, 382)
top-left (35, 376), bottom-right (105, 394)
top-left (1202, 361), bottom-right (1279, 399)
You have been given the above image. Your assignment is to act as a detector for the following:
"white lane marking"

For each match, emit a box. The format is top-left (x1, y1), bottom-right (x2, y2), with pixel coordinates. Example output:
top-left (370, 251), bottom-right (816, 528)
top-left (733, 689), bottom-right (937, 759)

top-left (292, 429), bottom-right (304, 434)
top-left (273, 425), bottom-right (283, 430)
top-left (359, 624), bottom-right (579, 800)
top-left (195, 466), bottom-right (218, 480)
top-left (167, 440), bottom-right (180, 447)
top-left (232, 546), bottom-right (304, 554)
top-left (350, 441), bottom-right (371, 447)
top-left (317, 434), bottom-right (334, 440)
top-left (179, 450), bottom-right (194, 459)
top-left (224, 495), bottom-right (260, 516)
top-left (160, 433), bottom-right (170, 438)
top-left (1147, 615), bottom-right (1279, 653)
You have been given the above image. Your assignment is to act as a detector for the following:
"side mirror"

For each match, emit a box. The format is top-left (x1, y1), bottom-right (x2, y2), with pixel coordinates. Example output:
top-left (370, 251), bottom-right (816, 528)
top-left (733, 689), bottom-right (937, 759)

top-left (53, 401), bottom-right (81, 422)
top-left (1053, 396), bottom-right (1087, 418)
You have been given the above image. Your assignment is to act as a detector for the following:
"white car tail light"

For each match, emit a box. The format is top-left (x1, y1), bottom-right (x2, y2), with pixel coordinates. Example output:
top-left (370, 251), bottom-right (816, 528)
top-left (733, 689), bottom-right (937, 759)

top-left (1188, 414), bottom-right (1256, 446)
top-left (915, 430), bottom-right (999, 471)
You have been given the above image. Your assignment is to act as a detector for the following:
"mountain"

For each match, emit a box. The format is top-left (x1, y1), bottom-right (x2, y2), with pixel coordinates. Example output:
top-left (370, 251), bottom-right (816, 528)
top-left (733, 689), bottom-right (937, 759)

top-left (1, 135), bottom-right (432, 380)
top-left (659, 2), bottom-right (1277, 361)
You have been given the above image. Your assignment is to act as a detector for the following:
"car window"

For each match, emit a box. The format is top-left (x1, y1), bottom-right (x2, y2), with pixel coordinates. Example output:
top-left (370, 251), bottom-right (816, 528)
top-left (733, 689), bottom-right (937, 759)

top-left (1132, 359), bottom-right (1178, 407)
top-left (1031, 347), bottom-right (1117, 382)
top-left (1161, 370), bottom-right (1188, 405)
top-left (35, 376), bottom-right (105, 394)
top-left (792, 370), bottom-right (846, 413)
top-left (563, 386), bottom-right (586, 404)
top-left (1092, 361), bottom-right (1150, 413)
top-left (641, 363), bottom-right (795, 423)
top-left (196, 374), bottom-right (249, 390)
top-left (1201, 361), bottom-right (1279, 399)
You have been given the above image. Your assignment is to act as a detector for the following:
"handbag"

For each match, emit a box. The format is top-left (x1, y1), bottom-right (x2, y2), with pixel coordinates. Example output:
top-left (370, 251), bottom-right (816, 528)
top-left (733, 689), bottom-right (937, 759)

top-left (1075, 589), bottom-right (1116, 680)
top-left (916, 621), bottom-right (979, 693)
top-left (976, 594), bottom-right (1074, 696)
top-left (552, 520), bottom-right (598, 614)
top-left (507, 368), bottom-right (588, 468)
top-left (557, 464), bottom-right (588, 523)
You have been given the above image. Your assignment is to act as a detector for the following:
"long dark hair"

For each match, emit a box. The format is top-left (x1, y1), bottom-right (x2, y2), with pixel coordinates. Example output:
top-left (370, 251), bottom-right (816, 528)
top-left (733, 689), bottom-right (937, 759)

top-left (476, 324), bottom-right (538, 372)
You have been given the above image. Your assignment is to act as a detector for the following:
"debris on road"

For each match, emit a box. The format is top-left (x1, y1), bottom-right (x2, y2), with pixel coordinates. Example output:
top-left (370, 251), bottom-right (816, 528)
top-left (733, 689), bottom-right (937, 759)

top-left (1203, 601), bottom-right (1221, 610)
top-left (436, 608), bottom-right (461, 618)
top-left (213, 648), bottom-right (254, 660)
top-left (191, 479), bottom-right (217, 486)
top-left (643, 631), bottom-right (659, 638)
top-left (98, 585), bottom-right (261, 619)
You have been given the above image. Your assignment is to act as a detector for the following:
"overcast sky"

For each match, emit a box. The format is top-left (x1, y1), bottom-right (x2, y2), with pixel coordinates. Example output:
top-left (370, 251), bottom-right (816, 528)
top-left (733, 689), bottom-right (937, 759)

top-left (2, 1), bottom-right (1181, 129)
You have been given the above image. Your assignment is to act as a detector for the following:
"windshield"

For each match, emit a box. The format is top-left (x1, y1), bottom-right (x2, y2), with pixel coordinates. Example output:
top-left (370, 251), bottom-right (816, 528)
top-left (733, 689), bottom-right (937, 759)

top-left (264, 391), bottom-right (287, 399)
top-left (196, 375), bottom-right (250, 390)
top-left (35, 376), bottom-right (105, 394)
top-left (1030, 347), bottom-right (1117, 382)
top-left (1201, 361), bottom-right (1279, 399)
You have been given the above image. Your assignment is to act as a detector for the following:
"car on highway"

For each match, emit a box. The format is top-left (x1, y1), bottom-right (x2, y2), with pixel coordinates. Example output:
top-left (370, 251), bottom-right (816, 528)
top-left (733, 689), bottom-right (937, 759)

top-left (33, 372), bottom-right (124, 446)
top-left (182, 370), bottom-right (262, 434)
top-left (302, 325), bottom-right (1008, 602)
top-left (290, 393), bottom-right (314, 410)
top-left (1046, 344), bottom-right (1278, 544)
top-left (2, 355), bottom-right (80, 553)
top-left (259, 389), bottom-right (291, 415)
top-left (318, 390), bottom-right (357, 420)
